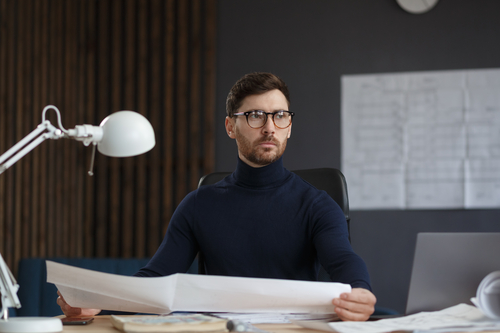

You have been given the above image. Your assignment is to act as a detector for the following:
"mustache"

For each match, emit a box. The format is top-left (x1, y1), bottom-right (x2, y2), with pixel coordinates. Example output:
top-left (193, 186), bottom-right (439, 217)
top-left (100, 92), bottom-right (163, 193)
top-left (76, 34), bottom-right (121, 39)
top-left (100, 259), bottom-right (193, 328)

top-left (258, 136), bottom-right (278, 144)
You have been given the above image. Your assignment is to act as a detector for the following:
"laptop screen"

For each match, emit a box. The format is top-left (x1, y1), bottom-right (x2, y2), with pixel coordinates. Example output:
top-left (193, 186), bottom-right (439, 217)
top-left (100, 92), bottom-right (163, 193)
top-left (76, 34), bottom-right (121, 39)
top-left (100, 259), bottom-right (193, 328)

top-left (406, 232), bottom-right (500, 315)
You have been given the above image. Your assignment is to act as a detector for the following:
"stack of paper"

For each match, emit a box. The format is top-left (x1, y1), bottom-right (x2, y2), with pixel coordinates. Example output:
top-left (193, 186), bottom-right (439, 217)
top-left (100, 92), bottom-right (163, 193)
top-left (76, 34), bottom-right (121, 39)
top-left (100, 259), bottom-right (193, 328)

top-left (471, 270), bottom-right (500, 319)
top-left (210, 312), bottom-right (338, 324)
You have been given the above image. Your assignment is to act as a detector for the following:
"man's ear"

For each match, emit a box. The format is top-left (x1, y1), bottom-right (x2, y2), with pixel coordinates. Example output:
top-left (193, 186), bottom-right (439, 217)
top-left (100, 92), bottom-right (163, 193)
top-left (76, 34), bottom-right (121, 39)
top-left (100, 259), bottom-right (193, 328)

top-left (287, 124), bottom-right (292, 139)
top-left (225, 117), bottom-right (236, 138)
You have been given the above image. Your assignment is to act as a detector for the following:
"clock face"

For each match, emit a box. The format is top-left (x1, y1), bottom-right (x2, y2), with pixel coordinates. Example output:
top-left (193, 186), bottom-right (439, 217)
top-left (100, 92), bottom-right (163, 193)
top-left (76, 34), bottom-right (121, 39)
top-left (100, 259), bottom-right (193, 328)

top-left (396, 0), bottom-right (439, 14)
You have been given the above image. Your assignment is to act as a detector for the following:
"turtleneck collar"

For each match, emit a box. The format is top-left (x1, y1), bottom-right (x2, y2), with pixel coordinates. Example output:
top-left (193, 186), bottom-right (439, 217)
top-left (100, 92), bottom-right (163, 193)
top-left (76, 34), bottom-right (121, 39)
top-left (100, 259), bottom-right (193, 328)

top-left (232, 156), bottom-right (289, 189)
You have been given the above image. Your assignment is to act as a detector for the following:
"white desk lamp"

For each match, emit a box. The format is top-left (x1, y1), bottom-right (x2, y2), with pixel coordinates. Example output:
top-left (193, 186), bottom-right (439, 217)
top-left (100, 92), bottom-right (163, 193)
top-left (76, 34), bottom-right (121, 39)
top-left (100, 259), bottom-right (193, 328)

top-left (0, 105), bottom-right (155, 332)
top-left (0, 105), bottom-right (156, 176)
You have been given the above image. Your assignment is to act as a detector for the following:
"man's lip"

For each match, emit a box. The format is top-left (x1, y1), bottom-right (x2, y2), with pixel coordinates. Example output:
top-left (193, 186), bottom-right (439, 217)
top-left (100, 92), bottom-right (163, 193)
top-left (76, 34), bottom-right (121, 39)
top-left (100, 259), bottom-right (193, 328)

top-left (259, 141), bottom-right (276, 146)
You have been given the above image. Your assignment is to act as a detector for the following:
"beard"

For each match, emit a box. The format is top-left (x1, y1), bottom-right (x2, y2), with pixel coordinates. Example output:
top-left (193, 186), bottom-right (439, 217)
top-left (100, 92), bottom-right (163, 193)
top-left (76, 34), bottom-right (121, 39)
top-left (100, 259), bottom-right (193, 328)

top-left (234, 130), bottom-right (287, 167)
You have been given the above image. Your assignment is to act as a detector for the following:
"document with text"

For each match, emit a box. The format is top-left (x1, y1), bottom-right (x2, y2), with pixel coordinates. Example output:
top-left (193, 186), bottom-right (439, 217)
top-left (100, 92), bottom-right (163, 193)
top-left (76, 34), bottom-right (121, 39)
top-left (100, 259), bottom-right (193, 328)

top-left (46, 260), bottom-right (351, 315)
top-left (293, 304), bottom-right (500, 333)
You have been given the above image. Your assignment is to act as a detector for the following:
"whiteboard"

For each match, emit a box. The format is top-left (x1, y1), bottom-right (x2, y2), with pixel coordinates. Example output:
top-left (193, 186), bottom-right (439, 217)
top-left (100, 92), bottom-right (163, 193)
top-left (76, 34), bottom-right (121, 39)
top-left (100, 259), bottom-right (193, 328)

top-left (341, 68), bottom-right (500, 209)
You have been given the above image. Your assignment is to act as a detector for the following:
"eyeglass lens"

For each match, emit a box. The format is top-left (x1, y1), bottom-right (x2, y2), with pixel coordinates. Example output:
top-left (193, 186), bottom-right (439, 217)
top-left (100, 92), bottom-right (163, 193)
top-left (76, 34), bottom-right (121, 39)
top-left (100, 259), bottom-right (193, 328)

top-left (247, 111), bottom-right (292, 128)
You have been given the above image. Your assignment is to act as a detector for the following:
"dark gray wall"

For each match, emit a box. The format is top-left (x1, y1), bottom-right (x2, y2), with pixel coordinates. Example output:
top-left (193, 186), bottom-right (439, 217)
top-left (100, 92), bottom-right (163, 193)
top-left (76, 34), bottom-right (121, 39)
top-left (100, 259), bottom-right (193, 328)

top-left (215, 0), bottom-right (500, 313)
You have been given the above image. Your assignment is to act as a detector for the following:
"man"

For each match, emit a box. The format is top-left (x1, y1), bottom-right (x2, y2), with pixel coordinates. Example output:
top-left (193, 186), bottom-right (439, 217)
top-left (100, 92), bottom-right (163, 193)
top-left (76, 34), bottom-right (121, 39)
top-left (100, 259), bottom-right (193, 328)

top-left (58, 72), bottom-right (376, 321)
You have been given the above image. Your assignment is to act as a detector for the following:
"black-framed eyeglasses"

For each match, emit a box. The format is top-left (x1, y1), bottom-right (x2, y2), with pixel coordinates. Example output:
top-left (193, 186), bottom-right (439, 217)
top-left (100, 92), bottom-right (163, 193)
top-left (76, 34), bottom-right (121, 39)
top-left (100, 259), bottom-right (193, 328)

top-left (233, 110), bottom-right (294, 129)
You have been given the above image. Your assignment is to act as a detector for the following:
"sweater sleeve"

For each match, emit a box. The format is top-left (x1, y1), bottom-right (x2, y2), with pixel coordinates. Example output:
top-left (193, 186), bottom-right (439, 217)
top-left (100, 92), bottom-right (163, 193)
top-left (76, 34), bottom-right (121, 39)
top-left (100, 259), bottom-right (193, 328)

top-left (135, 191), bottom-right (199, 277)
top-left (311, 193), bottom-right (372, 290)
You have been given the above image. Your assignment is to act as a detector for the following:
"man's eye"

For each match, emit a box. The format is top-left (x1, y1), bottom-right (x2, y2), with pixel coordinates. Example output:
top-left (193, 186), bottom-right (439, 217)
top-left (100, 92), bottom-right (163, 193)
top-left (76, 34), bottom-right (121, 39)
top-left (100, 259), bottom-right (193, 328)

top-left (249, 112), bottom-right (264, 119)
top-left (275, 112), bottom-right (284, 119)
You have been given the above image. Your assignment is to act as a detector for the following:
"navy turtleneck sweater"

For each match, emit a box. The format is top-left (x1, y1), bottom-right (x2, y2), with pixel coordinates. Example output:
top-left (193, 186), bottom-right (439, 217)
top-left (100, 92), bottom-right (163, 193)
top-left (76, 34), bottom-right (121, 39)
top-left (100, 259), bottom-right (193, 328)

top-left (137, 157), bottom-right (371, 290)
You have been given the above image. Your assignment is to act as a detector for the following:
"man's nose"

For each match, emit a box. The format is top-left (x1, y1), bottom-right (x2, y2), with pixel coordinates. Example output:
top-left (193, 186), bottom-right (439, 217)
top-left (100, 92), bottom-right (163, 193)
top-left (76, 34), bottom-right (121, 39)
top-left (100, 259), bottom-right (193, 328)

top-left (262, 114), bottom-right (276, 134)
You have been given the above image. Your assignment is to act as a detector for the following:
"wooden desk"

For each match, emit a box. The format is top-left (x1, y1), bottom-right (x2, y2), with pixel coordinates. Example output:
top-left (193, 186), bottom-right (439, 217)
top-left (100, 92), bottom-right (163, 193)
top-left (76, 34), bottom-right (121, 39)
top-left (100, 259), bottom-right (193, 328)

top-left (60, 316), bottom-right (500, 333)
top-left (61, 316), bottom-right (318, 333)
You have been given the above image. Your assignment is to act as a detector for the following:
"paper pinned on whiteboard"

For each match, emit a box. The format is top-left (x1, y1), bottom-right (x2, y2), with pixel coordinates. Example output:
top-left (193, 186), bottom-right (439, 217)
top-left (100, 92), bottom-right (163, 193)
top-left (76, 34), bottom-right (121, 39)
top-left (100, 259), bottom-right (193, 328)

top-left (46, 260), bottom-right (351, 315)
top-left (341, 68), bottom-right (500, 210)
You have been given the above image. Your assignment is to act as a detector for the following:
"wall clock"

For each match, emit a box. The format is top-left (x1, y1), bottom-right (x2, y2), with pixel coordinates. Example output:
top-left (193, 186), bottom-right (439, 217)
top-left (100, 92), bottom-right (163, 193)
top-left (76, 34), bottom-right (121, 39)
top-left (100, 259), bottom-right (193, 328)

top-left (396, 0), bottom-right (439, 14)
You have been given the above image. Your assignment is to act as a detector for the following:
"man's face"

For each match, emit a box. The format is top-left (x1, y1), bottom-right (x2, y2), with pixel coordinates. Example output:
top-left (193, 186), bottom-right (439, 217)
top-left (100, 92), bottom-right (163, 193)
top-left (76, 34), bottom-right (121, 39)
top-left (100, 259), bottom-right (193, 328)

top-left (225, 89), bottom-right (292, 168)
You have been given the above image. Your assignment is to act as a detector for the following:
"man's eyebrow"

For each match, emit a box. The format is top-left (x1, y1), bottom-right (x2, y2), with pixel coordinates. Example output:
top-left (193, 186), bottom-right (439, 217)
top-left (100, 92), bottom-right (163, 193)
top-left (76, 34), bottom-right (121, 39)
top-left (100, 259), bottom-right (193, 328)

top-left (243, 109), bottom-right (288, 113)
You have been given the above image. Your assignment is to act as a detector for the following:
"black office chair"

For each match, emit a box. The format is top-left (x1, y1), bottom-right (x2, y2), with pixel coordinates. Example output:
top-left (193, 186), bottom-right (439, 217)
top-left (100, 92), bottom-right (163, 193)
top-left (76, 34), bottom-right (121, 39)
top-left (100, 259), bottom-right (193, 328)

top-left (197, 168), bottom-right (351, 279)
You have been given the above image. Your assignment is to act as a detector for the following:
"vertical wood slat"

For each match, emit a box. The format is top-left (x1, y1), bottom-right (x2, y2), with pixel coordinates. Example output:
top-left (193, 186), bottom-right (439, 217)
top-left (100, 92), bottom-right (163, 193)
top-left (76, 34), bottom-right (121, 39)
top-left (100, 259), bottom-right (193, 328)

top-left (38, 0), bottom-right (49, 259)
top-left (30, 0), bottom-right (42, 258)
top-left (4, 0), bottom-right (15, 264)
top-left (190, 0), bottom-right (201, 190)
top-left (147, 0), bottom-right (162, 256)
top-left (136, 0), bottom-right (149, 258)
top-left (0, 0), bottom-right (7, 266)
top-left (162, 0), bottom-right (176, 240)
top-left (14, 0), bottom-right (25, 268)
top-left (74, 0), bottom-right (86, 258)
top-left (109, 0), bottom-right (123, 258)
top-left (95, 0), bottom-right (110, 258)
top-left (176, 0), bottom-right (189, 205)
top-left (65, 0), bottom-right (76, 257)
top-left (2, 0), bottom-right (14, 267)
top-left (0, 0), bottom-right (216, 272)
top-left (122, 0), bottom-right (136, 258)
top-left (84, 0), bottom-right (97, 258)
top-left (203, 0), bottom-right (217, 176)
top-left (22, 0), bottom-right (34, 259)
top-left (51, 0), bottom-right (62, 257)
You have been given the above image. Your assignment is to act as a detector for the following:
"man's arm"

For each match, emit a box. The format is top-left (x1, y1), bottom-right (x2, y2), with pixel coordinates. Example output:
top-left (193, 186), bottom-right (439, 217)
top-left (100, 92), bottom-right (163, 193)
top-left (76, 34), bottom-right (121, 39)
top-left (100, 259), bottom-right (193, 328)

top-left (310, 193), bottom-right (376, 320)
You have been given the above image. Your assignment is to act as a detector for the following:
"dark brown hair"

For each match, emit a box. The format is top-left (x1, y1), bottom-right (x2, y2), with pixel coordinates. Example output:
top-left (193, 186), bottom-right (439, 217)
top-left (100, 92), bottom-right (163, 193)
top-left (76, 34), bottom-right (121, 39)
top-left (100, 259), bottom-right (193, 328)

top-left (226, 72), bottom-right (290, 117)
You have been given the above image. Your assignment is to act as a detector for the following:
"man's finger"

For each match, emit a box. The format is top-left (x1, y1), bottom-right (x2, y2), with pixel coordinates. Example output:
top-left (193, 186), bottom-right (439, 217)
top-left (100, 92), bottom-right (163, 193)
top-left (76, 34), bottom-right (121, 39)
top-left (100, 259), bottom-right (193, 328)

top-left (333, 297), bottom-right (373, 315)
top-left (340, 288), bottom-right (376, 303)
top-left (334, 305), bottom-right (370, 321)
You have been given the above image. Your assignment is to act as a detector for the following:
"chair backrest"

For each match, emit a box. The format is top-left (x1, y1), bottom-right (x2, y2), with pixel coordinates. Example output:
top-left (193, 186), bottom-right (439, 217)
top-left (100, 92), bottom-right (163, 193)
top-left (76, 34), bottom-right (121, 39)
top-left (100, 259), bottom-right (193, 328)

top-left (197, 168), bottom-right (351, 278)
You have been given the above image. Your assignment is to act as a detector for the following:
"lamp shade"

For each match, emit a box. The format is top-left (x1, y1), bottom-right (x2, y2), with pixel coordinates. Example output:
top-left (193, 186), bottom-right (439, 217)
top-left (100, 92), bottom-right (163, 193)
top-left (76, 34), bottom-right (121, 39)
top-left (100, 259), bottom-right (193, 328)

top-left (97, 111), bottom-right (155, 157)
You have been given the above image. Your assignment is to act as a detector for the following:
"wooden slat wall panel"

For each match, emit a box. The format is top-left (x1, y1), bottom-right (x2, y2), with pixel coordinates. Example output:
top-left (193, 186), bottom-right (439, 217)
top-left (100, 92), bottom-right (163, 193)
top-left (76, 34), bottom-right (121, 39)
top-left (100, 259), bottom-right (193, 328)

top-left (0, 0), bottom-right (216, 273)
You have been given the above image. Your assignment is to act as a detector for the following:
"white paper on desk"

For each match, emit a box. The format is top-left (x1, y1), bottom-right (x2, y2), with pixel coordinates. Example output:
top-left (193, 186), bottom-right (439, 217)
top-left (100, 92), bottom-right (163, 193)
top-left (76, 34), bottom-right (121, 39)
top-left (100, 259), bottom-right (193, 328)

top-left (293, 304), bottom-right (500, 333)
top-left (46, 260), bottom-right (351, 315)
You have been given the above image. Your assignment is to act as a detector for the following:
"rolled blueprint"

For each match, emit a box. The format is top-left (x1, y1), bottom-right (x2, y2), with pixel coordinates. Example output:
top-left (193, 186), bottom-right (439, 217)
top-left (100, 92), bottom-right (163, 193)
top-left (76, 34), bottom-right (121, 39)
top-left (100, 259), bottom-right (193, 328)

top-left (472, 271), bottom-right (500, 319)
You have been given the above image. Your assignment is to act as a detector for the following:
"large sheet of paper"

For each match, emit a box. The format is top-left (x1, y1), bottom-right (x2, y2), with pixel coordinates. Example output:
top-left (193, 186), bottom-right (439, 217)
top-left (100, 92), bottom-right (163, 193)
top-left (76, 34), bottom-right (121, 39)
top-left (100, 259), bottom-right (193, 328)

top-left (46, 261), bottom-right (351, 314)
top-left (342, 68), bottom-right (500, 209)
top-left (293, 304), bottom-right (500, 333)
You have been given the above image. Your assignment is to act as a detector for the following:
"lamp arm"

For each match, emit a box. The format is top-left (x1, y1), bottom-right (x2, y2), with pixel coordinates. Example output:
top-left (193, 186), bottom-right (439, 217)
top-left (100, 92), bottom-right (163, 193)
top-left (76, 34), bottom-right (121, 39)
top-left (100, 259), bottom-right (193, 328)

top-left (0, 121), bottom-right (63, 175)
top-left (42, 105), bottom-right (69, 133)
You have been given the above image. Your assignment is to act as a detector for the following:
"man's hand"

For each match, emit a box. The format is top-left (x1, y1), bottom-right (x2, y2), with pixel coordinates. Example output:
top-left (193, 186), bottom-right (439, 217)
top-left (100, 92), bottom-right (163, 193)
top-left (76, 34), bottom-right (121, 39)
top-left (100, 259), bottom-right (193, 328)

top-left (332, 288), bottom-right (376, 321)
top-left (57, 290), bottom-right (101, 317)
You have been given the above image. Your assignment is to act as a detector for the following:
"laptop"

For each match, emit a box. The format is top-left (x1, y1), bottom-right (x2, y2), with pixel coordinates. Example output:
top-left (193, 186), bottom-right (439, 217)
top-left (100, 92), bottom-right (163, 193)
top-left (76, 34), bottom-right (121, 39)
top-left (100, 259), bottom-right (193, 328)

top-left (405, 232), bottom-right (500, 315)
